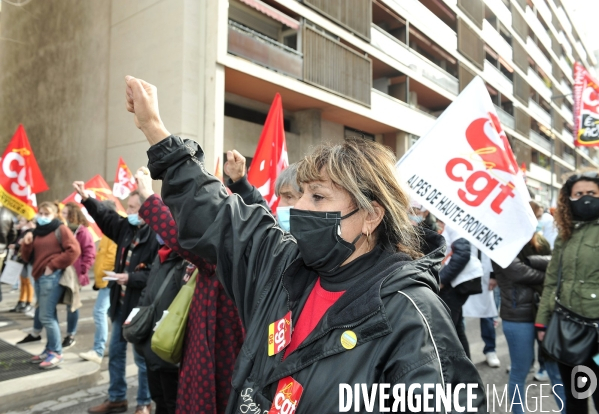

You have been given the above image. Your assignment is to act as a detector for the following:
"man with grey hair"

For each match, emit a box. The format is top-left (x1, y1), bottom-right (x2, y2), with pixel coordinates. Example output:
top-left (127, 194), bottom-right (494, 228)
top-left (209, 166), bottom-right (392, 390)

top-left (224, 150), bottom-right (301, 230)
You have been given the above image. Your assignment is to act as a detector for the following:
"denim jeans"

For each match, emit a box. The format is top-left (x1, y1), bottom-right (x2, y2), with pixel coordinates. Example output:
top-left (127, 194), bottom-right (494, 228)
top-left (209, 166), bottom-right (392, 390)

top-left (503, 321), bottom-right (535, 414)
top-left (108, 309), bottom-right (151, 405)
top-left (481, 317), bottom-right (496, 354)
top-left (544, 359), bottom-right (565, 412)
top-left (33, 271), bottom-right (63, 354)
top-left (93, 287), bottom-right (111, 357)
top-left (66, 305), bottom-right (79, 336)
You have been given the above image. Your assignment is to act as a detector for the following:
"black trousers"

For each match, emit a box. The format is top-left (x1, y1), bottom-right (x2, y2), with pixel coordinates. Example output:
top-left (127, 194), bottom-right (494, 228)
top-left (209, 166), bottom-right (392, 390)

top-left (147, 368), bottom-right (179, 414)
top-left (439, 285), bottom-right (471, 359)
top-left (558, 360), bottom-right (599, 414)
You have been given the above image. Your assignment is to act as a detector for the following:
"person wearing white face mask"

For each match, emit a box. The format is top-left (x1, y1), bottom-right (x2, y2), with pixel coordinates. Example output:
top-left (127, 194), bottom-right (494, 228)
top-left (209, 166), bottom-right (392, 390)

top-left (73, 183), bottom-right (158, 414)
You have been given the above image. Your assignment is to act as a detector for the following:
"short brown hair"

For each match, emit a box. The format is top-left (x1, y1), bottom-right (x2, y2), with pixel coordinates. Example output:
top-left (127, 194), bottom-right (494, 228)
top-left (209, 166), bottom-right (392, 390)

top-left (296, 138), bottom-right (421, 258)
top-left (64, 202), bottom-right (90, 227)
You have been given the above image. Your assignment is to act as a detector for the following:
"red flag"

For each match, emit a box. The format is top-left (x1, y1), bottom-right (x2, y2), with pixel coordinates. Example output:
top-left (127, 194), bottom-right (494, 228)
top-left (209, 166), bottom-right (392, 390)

top-left (63, 175), bottom-right (126, 242)
top-left (247, 93), bottom-right (289, 209)
top-left (0, 125), bottom-right (48, 219)
top-left (113, 157), bottom-right (137, 199)
top-left (573, 62), bottom-right (599, 146)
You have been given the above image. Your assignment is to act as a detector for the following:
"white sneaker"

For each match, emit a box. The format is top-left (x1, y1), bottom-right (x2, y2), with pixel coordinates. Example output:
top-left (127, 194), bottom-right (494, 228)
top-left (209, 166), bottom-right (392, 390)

top-left (24, 309), bottom-right (35, 318)
top-left (534, 370), bottom-right (549, 381)
top-left (485, 352), bottom-right (501, 368)
top-left (79, 350), bottom-right (102, 365)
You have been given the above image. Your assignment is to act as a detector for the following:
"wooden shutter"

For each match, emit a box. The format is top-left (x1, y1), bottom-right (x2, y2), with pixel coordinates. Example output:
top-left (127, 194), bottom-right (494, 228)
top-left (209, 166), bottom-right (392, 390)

top-left (458, 18), bottom-right (484, 70)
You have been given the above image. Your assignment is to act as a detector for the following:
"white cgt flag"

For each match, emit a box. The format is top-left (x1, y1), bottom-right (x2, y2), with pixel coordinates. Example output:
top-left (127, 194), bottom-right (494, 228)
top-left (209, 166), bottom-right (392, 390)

top-left (396, 76), bottom-right (536, 268)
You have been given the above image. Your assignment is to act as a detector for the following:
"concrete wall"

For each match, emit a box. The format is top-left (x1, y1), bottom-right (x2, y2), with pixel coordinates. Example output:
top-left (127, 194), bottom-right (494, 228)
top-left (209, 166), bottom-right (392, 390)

top-left (0, 0), bottom-right (111, 201)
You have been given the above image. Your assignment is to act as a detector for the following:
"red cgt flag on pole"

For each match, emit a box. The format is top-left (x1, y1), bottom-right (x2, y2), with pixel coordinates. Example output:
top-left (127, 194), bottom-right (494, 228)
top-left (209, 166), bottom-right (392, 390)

top-left (0, 124), bottom-right (48, 220)
top-left (113, 157), bottom-right (137, 200)
top-left (63, 175), bottom-right (126, 242)
top-left (573, 62), bottom-right (599, 147)
top-left (247, 93), bottom-right (289, 209)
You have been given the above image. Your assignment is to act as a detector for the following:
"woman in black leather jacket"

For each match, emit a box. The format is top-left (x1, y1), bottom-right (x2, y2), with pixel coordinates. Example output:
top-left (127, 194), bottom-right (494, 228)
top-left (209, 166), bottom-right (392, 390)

top-left (492, 231), bottom-right (563, 413)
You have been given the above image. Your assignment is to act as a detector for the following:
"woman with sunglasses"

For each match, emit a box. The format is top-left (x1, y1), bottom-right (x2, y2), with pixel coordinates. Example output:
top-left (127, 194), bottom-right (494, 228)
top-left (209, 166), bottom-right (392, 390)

top-left (537, 171), bottom-right (599, 414)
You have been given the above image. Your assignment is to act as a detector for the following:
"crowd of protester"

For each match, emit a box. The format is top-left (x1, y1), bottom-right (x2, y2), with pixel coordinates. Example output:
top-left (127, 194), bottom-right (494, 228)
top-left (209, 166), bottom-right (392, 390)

top-left (0, 76), bottom-right (597, 414)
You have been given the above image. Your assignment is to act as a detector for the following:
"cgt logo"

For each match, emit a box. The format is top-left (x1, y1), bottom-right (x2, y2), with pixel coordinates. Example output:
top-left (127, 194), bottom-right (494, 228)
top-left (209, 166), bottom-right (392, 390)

top-left (446, 113), bottom-right (519, 214)
top-left (269, 377), bottom-right (304, 414)
top-left (571, 365), bottom-right (597, 399)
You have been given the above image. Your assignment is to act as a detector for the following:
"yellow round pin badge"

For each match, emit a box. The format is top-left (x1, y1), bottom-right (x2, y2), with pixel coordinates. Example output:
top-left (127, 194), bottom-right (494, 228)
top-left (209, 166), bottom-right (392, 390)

top-left (341, 331), bottom-right (357, 350)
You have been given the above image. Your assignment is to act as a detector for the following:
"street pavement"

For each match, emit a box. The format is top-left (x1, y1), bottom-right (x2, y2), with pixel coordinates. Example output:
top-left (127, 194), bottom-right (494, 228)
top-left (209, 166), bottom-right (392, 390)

top-left (0, 282), bottom-right (595, 414)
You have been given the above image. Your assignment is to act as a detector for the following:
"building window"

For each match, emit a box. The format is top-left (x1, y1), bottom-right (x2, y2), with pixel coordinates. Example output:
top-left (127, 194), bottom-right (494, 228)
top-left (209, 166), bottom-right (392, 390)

top-left (344, 127), bottom-right (374, 141)
top-left (225, 103), bottom-right (291, 132)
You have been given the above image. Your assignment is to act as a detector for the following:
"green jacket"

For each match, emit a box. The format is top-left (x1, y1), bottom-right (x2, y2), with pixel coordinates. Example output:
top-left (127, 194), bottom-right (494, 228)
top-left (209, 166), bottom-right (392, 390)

top-left (537, 219), bottom-right (599, 326)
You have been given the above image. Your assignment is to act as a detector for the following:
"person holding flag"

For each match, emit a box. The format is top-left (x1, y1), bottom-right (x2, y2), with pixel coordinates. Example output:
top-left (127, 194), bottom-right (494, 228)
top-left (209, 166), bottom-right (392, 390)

top-left (123, 75), bottom-right (486, 413)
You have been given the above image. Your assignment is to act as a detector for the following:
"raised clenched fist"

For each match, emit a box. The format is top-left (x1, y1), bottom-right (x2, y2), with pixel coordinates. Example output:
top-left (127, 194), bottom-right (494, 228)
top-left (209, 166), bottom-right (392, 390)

top-left (135, 167), bottom-right (154, 202)
top-left (73, 181), bottom-right (88, 201)
top-left (125, 76), bottom-right (171, 145)
top-left (224, 150), bottom-right (247, 183)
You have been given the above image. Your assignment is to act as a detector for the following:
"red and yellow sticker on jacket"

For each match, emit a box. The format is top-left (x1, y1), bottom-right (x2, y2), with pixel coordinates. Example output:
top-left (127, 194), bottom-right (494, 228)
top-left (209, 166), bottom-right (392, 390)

top-left (269, 376), bottom-right (303, 414)
top-left (268, 311), bottom-right (292, 356)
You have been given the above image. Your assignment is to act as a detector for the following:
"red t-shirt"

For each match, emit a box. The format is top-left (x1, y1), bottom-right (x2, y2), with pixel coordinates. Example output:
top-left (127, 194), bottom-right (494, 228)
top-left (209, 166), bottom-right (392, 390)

top-left (284, 278), bottom-right (345, 358)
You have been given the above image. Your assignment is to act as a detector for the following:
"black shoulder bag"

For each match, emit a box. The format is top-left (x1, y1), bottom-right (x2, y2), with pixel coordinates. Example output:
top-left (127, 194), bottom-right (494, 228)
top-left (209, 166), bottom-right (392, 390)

top-left (541, 252), bottom-right (599, 366)
top-left (122, 266), bottom-right (176, 345)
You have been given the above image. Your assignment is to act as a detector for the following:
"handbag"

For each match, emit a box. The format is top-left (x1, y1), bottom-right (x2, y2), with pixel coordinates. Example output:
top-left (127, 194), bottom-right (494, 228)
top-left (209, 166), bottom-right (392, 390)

top-left (151, 269), bottom-right (198, 364)
top-left (541, 253), bottom-right (599, 366)
top-left (122, 266), bottom-right (176, 345)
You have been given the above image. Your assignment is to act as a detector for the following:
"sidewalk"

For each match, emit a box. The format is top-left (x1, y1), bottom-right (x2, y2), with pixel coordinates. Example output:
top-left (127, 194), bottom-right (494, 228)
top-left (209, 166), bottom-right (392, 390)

top-left (0, 329), bottom-right (101, 413)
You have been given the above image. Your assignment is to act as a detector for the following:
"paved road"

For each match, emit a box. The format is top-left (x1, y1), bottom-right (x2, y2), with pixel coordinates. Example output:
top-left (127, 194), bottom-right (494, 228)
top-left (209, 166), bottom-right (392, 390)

top-left (1, 283), bottom-right (595, 413)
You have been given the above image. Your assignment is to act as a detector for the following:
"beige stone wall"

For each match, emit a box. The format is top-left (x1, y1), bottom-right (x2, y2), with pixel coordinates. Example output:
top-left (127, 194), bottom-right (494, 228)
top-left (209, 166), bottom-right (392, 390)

top-left (0, 0), bottom-right (111, 201)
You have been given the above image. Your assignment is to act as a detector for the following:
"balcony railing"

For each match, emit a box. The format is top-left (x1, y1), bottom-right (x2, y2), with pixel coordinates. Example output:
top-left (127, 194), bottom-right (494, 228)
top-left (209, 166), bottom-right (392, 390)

top-left (484, 60), bottom-right (513, 95)
top-left (482, 20), bottom-right (512, 60)
top-left (383, 0), bottom-right (457, 54)
top-left (533, 0), bottom-right (552, 24)
top-left (562, 129), bottom-right (574, 143)
top-left (483, 0), bottom-right (512, 26)
top-left (561, 103), bottom-right (573, 124)
top-left (494, 105), bottom-right (515, 130)
top-left (528, 68), bottom-right (552, 102)
top-left (556, 7), bottom-right (572, 33)
top-left (562, 152), bottom-right (575, 166)
top-left (370, 25), bottom-right (459, 95)
top-left (227, 20), bottom-right (303, 79)
top-left (575, 41), bottom-right (588, 61)
top-left (303, 25), bottom-right (371, 106)
top-left (527, 38), bottom-right (552, 75)
top-left (530, 130), bottom-right (552, 152)
top-left (559, 55), bottom-right (572, 77)
top-left (529, 99), bottom-right (552, 126)
top-left (525, 8), bottom-right (552, 50)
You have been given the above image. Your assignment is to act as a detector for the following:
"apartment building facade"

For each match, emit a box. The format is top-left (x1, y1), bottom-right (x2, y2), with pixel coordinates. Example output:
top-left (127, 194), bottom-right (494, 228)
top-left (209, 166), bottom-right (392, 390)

top-left (0, 0), bottom-right (597, 205)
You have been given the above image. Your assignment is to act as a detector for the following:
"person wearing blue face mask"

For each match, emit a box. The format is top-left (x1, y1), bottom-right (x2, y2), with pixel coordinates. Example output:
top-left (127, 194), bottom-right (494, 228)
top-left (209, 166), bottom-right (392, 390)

top-left (19, 201), bottom-right (81, 369)
top-left (224, 150), bottom-right (302, 231)
top-left (73, 182), bottom-right (158, 414)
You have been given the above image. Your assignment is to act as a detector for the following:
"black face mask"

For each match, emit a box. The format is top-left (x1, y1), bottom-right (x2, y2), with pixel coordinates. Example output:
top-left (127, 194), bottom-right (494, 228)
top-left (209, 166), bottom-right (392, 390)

top-left (289, 208), bottom-right (362, 276)
top-left (570, 195), bottom-right (599, 222)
